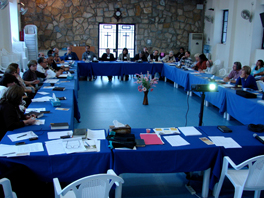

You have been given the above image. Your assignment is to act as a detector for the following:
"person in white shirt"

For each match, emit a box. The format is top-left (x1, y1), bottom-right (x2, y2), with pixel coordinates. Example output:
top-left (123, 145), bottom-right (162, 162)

top-left (37, 57), bottom-right (62, 78)
top-left (199, 60), bottom-right (218, 75)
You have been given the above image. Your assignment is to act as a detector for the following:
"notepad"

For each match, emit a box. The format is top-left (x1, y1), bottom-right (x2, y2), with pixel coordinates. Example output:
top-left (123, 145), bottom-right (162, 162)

top-left (87, 129), bottom-right (105, 140)
top-left (140, 133), bottom-right (164, 145)
top-left (178, 127), bottom-right (202, 136)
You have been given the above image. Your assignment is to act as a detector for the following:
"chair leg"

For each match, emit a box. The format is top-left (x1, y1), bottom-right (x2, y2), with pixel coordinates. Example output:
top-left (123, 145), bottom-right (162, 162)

top-left (234, 187), bottom-right (243, 198)
top-left (115, 183), bottom-right (123, 198)
top-left (254, 190), bottom-right (261, 198)
top-left (214, 175), bottom-right (226, 198)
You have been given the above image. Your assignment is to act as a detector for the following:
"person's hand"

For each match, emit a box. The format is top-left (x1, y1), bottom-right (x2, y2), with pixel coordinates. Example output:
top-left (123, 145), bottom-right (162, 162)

top-left (24, 117), bottom-right (36, 125)
top-left (254, 74), bottom-right (257, 77)
top-left (32, 80), bottom-right (40, 84)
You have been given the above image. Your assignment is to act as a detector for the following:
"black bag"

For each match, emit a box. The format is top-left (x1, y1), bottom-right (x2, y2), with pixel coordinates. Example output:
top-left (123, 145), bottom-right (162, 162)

top-left (107, 131), bottom-right (136, 149)
top-left (248, 124), bottom-right (264, 132)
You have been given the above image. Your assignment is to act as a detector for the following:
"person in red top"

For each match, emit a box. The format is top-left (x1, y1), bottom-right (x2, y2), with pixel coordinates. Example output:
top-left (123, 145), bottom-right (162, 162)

top-left (192, 54), bottom-right (208, 71)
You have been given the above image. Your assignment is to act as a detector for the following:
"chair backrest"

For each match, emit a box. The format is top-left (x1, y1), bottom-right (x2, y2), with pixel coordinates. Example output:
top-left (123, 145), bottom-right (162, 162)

top-left (218, 68), bottom-right (226, 77)
top-left (57, 174), bottom-right (124, 198)
top-left (214, 60), bottom-right (222, 69)
top-left (256, 81), bottom-right (264, 91)
top-left (0, 178), bottom-right (16, 198)
top-left (244, 155), bottom-right (264, 189)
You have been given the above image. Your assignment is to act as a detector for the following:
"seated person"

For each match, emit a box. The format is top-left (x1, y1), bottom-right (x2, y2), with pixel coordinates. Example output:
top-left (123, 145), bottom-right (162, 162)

top-left (162, 51), bottom-right (176, 63)
top-left (235, 66), bottom-right (258, 90)
top-left (118, 48), bottom-right (130, 61)
top-left (199, 60), bottom-right (217, 75)
top-left (8, 63), bottom-right (36, 94)
top-left (37, 57), bottom-right (62, 78)
top-left (174, 47), bottom-right (185, 61)
top-left (251, 59), bottom-right (264, 78)
top-left (23, 60), bottom-right (45, 86)
top-left (47, 55), bottom-right (65, 72)
top-left (148, 50), bottom-right (160, 62)
top-left (180, 51), bottom-right (193, 68)
top-left (38, 52), bottom-right (45, 58)
top-left (101, 48), bottom-right (115, 61)
top-left (191, 53), bottom-right (200, 67)
top-left (143, 47), bottom-right (149, 58)
top-left (193, 54), bottom-right (208, 71)
top-left (134, 51), bottom-right (147, 62)
top-left (0, 85), bottom-right (36, 139)
top-left (63, 46), bottom-right (79, 60)
top-left (223, 62), bottom-right (242, 83)
top-left (82, 45), bottom-right (97, 61)
top-left (0, 73), bottom-right (20, 88)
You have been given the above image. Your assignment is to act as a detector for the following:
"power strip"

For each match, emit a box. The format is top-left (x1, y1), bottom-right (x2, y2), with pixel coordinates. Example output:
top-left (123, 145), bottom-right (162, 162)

top-left (185, 184), bottom-right (196, 195)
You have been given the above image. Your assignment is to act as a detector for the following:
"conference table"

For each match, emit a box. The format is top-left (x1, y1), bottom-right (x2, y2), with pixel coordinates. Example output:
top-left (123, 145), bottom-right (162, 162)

top-left (161, 63), bottom-right (264, 124)
top-left (77, 61), bottom-right (163, 78)
top-left (0, 130), bottom-right (111, 182)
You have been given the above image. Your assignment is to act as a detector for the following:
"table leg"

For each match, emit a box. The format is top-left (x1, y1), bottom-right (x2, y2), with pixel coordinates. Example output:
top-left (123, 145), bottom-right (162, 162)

top-left (164, 77), bottom-right (167, 82)
top-left (91, 76), bottom-right (94, 81)
top-left (123, 76), bottom-right (125, 81)
top-left (187, 91), bottom-right (192, 97)
top-left (204, 101), bottom-right (209, 107)
top-left (223, 112), bottom-right (227, 119)
top-left (227, 113), bottom-right (230, 121)
top-left (202, 168), bottom-right (211, 198)
top-left (119, 76), bottom-right (121, 81)
top-left (174, 83), bottom-right (179, 88)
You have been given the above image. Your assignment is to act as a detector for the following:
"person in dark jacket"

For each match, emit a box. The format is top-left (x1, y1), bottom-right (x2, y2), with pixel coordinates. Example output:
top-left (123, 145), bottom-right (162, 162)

top-left (134, 51), bottom-right (147, 62)
top-left (0, 85), bottom-right (36, 140)
top-left (235, 66), bottom-right (258, 90)
top-left (101, 48), bottom-right (115, 61)
top-left (23, 60), bottom-right (46, 87)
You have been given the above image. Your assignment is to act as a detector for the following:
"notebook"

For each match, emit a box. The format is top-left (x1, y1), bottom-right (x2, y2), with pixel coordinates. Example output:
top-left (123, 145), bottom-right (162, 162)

top-left (140, 133), bottom-right (164, 145)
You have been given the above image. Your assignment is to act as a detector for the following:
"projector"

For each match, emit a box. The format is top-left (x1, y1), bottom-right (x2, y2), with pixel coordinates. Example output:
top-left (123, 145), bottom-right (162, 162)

top-left (191, 83), bottom-right (218, 92)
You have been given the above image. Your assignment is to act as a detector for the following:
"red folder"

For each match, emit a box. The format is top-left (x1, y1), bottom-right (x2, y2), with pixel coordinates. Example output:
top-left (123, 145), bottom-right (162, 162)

top-left (140, 133), bottom-right (164, 145)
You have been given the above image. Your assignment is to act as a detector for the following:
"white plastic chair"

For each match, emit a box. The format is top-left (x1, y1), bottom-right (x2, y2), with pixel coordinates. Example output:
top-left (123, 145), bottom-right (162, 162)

top-left (53, 169), bottom-right (124, 198)
top-left (215, 155), bottom-right (264, 198)
top-left (218, 68), bottom-right (227, 77)
top-left (0, 178), bottom-right (17, 198)
top-left (256, 81), bottom-right (264, 91)
top-left (214, 60), bottom-right (222, 68)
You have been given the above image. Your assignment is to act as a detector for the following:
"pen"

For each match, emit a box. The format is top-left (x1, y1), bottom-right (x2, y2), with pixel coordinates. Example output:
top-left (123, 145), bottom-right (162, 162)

top-left (17, 134), bottom-right (27, 138)
top-left (85, 142), bottom-right (90, 148)
top-left (2, 152), bottom-right (15, 155)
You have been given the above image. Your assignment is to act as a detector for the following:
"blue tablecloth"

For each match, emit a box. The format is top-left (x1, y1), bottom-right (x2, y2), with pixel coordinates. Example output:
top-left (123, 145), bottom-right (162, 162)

top-left (161, 64), bottom-right (189, 91)
top-left (199, 125), bottom-right (264, 188)
top-left (111, 128), bottom-right (221, 188)
top-left (77, 61), bottom-right (164, 77)
top-left (0, 130), bottom-right (111, 182)
top-left (225, 89), bottom-right (264, 124)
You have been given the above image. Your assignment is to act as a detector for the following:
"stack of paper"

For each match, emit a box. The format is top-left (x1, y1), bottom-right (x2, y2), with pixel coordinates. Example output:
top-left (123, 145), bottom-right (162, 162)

top-left (178, 127), bottom-right (202, 136)
top-left (154, 127), bottom-right (180, 135)
top-left (0, 143), bottom-right (44, 157)
top-left (87, 129), bottom-right (106, 140)
top-left (25, 108), bottom-right (46, 113)
top-left (44, 79), bottom-right (59, 84)
top-left (8, 131), bottom-right (38, 142)
top-left (209, 136), bottom-right (241, 148)
top-left (164, 135), bottom-right (190, 147)
top-left (32, 96), bottom-right (53, 102)
top-left (33, 120), bottom-right (45, 125)
top-left (37, 92), bottom-right (50, 95)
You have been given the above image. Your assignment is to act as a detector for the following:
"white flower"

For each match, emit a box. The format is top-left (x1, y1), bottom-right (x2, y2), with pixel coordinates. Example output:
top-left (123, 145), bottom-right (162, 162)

top-left (142, 87), bottom-right (147, 92)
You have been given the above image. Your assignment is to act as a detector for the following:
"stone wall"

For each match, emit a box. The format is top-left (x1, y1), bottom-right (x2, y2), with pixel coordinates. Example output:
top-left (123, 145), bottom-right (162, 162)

top-left (23, 0), bottom-right (204, 54)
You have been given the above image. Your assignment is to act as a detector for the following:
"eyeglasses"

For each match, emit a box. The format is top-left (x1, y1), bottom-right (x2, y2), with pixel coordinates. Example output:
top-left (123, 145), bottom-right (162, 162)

top-left (66, 140), bottom-right (80, 149)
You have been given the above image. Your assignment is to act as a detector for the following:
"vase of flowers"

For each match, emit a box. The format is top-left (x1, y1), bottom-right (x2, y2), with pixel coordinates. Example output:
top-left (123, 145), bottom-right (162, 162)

top-left (135, 72), bottom-right (159, 105)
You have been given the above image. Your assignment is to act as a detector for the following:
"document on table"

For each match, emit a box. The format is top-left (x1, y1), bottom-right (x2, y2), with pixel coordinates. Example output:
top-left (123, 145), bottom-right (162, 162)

top-left (25, 108), bottom-right (46, 113)
top-left (209, 136), bottom-right (242, 148)
top-left (82, 139), bottom-right (101, 152)
top-left (8, 131), bottom-right (38, 142)
top-left (33, 119), bottom-right (45, 125)
top-left (164, 135), bottom-right (190, 147)
top-left (59, 74), bottom-right (68, 78)
top-left (44, 79), bottom-right (59, 83)
top-left (37, 92), bottom-right (50, 95)
top-left (154, 127), bottom-right (180, 135)
top-left (178, 127), bottom-right (202, 136)
top-left (0, 143), bottom-right (44, 157)
top-left (221, 84), bottom-right (235, 88)
top-left (45, 139), bottom-right (65, 155)
top-left (47, 130), bottom-right (73, 140)
top-left (189, 72), bottom-right (199, 74)
top-left (87, 129), bottom-right (106, 140)
top-left (32, 96), bottom-right (53, 102)
top-left (43, 86), bottom-right (55, 89)
top-left (62, 137), bottom-right (86, 154)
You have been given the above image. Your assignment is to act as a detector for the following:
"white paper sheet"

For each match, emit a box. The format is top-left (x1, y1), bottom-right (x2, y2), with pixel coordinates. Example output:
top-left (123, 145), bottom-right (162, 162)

top-left (82, 139), bottom-right (100, 152)
top-left (87, 130), bottom-right (106, 140)
top-left (164, 135), bottom-right (190, 147)
top-left (33, 119), bottom-right (45, 125)
top-left (209, 136), bottom-right (242, 149)
top-left (221, 84), bottom-right (235, 88)
top-left (8, 131), bottom-right (38, 142)
top-left (154, 127), bottom-right (180, 135)
top-left (62, 137), bottom-right (87, 154)
top-left (45, 139), bottom-right (66, 155)
top-left (16, 143), bottom-right (44, 153)
top-left (43, 86), bottom-right (55, 89)
top-left (178, 127), bottom-right (202, 136)
top-left (0, 143), bottom-right (44, 157)
top-left (25, 108), bottom-right (46, 113)
top-left (43, 79), bottom-right (59, 83)
top-left (37, 92), bottom-right (50, 95)
top-left (47, 130), bottom-right (73, 140)
top-left (59, 74), bottom-right (68, 78)
top-left (32, 96), bottom-right (53, 102)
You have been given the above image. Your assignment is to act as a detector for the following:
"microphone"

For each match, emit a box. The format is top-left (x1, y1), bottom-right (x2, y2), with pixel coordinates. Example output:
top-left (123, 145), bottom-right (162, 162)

top-left (253, 133), bottom-right (264, 144)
